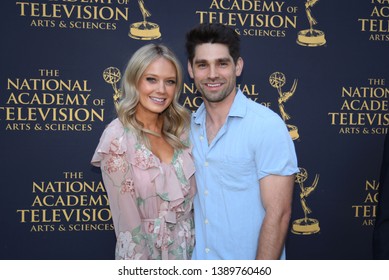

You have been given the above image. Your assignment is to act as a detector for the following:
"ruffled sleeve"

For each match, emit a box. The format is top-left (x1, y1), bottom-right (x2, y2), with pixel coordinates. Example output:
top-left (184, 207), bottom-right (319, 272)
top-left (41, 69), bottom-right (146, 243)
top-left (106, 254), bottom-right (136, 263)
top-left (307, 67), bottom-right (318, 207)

top-left (91, 118), bottom-right (127, 167)
top-left (90, 119), bottom-right (148, 260)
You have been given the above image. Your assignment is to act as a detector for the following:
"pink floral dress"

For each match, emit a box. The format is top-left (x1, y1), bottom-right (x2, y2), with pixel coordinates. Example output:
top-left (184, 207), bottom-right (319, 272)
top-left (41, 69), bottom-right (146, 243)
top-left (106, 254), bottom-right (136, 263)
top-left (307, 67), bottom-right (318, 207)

top-left (91, 118), bottom-right (196, 260)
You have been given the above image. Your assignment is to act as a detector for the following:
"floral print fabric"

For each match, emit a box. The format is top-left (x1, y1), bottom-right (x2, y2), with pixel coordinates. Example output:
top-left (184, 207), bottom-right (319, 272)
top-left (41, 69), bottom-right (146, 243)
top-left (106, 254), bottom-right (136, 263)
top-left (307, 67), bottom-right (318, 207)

top-left (91, 118), bottom-right (196, 260)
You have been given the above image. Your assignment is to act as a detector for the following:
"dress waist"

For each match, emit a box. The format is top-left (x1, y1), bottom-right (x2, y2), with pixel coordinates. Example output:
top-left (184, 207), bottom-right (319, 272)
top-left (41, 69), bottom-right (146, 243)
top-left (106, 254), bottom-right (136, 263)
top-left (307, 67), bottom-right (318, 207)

top-left (141, 211), bottom-right (192, 224)
top-left (141, 210), bottom-right (192, 259)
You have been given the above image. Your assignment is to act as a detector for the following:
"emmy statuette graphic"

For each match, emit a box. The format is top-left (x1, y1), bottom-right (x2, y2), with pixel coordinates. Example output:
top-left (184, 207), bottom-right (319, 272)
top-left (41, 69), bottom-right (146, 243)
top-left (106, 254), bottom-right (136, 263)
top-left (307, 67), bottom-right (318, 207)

top-left (297, 0), bottom-right (326, 47)
top-left (129, 0), bottom-right (161, 40)
top-left (103, 67), bottom-right (122, 111)
top-left (292, 168), bottom-right (320, 235)
top-left (269, 72), bottom-right (299, 141)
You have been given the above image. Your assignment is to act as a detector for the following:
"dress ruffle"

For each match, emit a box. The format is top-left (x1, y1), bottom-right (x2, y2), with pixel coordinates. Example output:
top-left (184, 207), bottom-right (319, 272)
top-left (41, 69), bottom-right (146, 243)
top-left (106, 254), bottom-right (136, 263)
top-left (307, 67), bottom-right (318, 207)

top-left (92, 118), bottom-right (195, 206)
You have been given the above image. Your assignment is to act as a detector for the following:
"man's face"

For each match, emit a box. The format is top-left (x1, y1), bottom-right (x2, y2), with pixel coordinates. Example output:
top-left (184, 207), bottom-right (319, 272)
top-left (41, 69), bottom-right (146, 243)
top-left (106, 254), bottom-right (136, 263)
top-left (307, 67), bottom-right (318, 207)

top-left (188, 43), bottom-right (243, 104)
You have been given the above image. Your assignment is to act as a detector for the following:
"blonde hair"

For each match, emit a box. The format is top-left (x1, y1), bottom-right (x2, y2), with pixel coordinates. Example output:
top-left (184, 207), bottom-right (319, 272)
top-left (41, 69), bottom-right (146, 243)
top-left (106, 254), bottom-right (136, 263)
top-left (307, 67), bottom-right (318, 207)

top-left (117, 43), bottom-right (190, 149)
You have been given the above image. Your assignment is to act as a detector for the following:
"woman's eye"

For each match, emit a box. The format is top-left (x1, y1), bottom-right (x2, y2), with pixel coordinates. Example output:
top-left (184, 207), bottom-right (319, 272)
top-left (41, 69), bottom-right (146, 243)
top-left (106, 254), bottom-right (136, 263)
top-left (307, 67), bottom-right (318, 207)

top-left (166, 80), bottom-right (176, 85)
top-left (146, 77), bottom-right (156, 82)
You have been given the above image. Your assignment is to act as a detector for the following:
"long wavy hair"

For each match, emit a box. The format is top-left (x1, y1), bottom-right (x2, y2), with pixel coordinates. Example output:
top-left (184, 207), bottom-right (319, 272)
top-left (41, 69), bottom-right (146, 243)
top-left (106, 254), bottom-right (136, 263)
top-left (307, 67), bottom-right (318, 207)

top-left (117, 43), bottom-right (190, 150)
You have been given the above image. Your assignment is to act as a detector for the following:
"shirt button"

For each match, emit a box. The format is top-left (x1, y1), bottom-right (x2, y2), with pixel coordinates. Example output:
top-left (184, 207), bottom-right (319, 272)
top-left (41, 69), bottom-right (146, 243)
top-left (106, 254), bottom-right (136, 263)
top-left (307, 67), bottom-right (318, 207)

top-left (205, 248), bottom-right (210, 254)
top-left (200, 135), bottom-right (204, 141)
top-left (204, 161), bottom-right (209, 167)
top-left (204, 219), bottom-right (209, 224)
top-left (204, 190), bottom-right (209, 195)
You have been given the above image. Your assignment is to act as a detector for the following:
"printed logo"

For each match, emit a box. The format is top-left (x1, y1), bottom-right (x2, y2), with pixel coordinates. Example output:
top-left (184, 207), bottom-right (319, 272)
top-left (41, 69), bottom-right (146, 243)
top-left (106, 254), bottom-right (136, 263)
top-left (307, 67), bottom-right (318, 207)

top-left (1, 69), bottom-right (104, 132)
top-left (129, 0), bottom-right (161, 40)
top-left (352, 180), bottom-right (379, 227)
top-left (292, 167), bottom-right (321, 235)
top-left (358, 0), bottom-right (389, 42)
top-left (328, 78), bottom-right (389, 135)
top-left (103, 67), bottom-right (122, 110)
top-left (297, 0), bottom-right (326, 47)
top-left (194, 0), bottom-right (299, 38)
top-left (269, 72), bottom-right (299, 140)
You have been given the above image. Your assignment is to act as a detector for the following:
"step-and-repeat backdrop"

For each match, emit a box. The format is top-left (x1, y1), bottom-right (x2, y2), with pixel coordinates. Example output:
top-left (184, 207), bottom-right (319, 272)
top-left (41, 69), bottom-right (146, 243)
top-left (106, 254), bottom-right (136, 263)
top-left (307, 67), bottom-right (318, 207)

top-left (1, 0), bottom-right (388, 260)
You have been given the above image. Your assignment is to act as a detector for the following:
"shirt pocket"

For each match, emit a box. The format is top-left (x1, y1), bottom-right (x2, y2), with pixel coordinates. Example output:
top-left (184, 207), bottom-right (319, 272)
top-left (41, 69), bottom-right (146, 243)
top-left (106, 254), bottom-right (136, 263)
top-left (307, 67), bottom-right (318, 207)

top-left (219, 157), bottom-right (256, 191)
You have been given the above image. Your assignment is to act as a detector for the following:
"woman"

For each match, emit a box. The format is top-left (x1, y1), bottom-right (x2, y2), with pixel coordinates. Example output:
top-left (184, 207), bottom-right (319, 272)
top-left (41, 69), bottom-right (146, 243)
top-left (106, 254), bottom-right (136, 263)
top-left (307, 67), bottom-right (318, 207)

top-left (91, 44), bottom-right (196, 260)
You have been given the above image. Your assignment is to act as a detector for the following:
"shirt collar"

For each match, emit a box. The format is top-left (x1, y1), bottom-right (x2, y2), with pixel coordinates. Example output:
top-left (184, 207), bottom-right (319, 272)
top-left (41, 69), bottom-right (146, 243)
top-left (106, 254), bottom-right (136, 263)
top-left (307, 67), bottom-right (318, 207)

top-left (228, 88), bottom-right (247, 118)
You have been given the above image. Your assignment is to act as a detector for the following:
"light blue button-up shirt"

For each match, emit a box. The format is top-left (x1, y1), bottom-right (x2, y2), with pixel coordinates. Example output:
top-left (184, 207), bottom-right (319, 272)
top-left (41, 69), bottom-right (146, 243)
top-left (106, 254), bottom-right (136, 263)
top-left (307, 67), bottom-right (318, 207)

top-left (191, 89), bottom-right (299, 260)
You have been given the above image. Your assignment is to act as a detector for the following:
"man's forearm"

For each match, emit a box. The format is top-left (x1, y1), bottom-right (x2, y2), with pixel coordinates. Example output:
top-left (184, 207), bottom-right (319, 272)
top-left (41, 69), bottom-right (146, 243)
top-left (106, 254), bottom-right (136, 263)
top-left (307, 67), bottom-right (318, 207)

top-left (256, 211), bottom-right (291, 260)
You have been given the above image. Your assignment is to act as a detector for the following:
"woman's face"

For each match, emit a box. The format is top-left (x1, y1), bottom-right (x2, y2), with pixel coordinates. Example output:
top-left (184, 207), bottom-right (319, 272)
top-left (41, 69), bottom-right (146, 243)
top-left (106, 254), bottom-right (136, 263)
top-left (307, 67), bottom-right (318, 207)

top-left (136, 57), bottom-right (177, 119)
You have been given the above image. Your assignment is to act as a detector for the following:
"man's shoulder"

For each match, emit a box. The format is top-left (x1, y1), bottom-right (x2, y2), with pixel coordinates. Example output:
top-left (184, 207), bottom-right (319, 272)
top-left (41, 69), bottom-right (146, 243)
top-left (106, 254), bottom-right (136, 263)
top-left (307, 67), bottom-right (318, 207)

top-left (244, 97), bottom-right (281, 120)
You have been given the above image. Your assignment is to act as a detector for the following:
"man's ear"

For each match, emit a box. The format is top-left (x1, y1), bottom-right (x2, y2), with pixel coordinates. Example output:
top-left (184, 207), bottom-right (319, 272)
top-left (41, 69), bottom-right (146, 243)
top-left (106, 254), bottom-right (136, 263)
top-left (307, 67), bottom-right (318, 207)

top-left (187, 60), bottom-right (194, 79)
top-left (235, 57), bottom-right (244, 77)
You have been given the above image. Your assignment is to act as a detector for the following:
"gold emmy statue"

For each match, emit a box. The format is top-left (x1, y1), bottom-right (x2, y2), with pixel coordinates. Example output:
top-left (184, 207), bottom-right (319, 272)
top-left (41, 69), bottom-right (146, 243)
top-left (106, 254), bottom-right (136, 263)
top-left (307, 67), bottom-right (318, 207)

top-left (129, 0), bottom-right (161, 40)
top-left (103, 67), bottom-right (122, 111)
top-left (297, 0), bottom-right (326, 47)
top-left (292, 168), bottom-right (320, 235)
top-left (269, 72), bottom-right (299, 140)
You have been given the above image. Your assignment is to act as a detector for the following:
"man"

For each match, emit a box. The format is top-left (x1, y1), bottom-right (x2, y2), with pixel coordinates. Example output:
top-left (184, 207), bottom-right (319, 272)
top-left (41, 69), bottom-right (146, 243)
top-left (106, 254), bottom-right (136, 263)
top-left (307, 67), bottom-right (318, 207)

top-left (186, 23), bottom-right (299, 260)
top-left (373, 133), bottom-right (389, 259)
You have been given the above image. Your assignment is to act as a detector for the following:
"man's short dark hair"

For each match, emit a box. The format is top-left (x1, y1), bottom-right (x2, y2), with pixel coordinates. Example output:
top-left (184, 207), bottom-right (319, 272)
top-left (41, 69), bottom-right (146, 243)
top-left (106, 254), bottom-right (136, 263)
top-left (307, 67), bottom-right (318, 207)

top-left (185, 23), bottom-right (241, 65)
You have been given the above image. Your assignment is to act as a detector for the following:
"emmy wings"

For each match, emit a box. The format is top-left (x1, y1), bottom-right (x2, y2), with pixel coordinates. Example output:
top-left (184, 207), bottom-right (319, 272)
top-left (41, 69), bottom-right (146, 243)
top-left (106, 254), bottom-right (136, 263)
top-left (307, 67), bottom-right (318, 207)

top-left (306, 0), bottom-right (319, 8)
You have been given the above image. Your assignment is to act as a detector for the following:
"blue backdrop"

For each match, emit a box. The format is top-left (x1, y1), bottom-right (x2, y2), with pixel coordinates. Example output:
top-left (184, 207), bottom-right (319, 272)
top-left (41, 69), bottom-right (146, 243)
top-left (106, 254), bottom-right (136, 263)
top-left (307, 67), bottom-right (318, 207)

top-left (1, 0), bottom-right (387, 259)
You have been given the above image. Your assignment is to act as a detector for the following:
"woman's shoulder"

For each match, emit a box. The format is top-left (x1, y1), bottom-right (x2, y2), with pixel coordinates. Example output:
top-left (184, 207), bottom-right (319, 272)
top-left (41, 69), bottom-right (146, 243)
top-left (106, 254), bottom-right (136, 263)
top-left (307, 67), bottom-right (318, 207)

top-left (179, 127), bottom-right (190, 143)
top-left (104, 118), bottom-right (124, 134)
top-left (93, 118), bottom-right (136, 156)
top-left (101, 118), bottom-right (135, 138)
